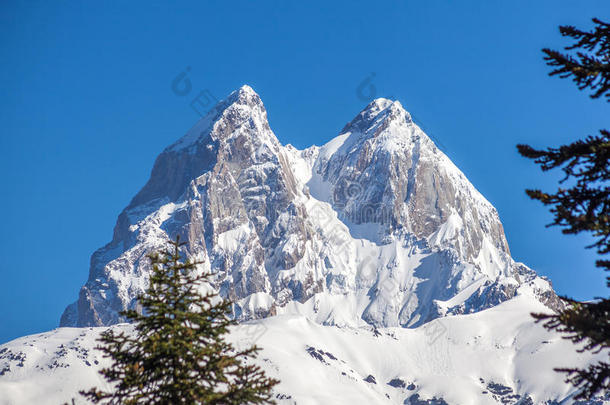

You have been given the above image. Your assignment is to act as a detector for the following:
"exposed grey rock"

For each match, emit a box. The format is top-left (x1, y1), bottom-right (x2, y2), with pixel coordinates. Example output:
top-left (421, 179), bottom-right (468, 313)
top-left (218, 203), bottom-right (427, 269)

top-left (363, 374), bottom-right (377, 384)
top-left (388, 378), bottom-right (407, 388)
top-left (405, 394), bottom-right (449, 405)
top-left (485, 382), bottom-right (523, 404)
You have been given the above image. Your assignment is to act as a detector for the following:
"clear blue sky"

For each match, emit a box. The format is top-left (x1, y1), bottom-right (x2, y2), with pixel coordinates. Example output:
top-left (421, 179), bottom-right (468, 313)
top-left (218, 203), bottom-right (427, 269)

top-left (1, 1), bottom-right (608, 344)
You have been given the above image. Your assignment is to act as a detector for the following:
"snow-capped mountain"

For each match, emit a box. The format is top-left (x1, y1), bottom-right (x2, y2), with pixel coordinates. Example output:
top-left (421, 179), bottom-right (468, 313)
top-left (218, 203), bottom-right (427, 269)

top-left (60, 85), bottom-right (560, 329)
top-left (1, 85), bottom-right (605, 404)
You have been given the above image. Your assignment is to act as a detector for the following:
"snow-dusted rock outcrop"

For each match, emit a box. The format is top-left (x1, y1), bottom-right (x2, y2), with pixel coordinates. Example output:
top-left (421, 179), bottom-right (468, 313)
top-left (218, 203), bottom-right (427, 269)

top-left (60, 85), bottom-right (560, 329)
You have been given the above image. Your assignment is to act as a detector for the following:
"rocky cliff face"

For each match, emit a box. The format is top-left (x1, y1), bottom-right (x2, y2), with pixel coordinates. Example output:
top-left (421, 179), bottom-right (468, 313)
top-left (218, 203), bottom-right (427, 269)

top-left (60, 85), bottom-right (560, 329)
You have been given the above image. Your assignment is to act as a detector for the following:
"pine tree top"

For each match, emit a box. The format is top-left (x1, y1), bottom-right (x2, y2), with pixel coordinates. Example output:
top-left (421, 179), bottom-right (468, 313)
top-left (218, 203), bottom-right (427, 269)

top-left (81, 236), bottom-right (279, 404)
top-left (543, 18), bottom-right (610, 101)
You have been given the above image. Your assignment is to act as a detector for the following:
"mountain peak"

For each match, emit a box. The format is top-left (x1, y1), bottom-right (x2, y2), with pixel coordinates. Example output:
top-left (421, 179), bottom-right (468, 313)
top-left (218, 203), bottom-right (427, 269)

top-left (226, 84), bottom-right (263, 106)
top-left (237, 84), bottom-right (257, 96)
top-left (341, 98), bottom-right (412, 136)
top-left (367, 97), bottom-right (394, 112)
top-left (167, 85), bottom-right (268, 152)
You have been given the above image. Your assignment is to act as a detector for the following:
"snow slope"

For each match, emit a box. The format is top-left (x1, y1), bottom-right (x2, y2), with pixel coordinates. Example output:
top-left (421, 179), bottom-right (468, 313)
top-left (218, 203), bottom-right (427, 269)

top-left (1, 294), bottom-right (607, 404)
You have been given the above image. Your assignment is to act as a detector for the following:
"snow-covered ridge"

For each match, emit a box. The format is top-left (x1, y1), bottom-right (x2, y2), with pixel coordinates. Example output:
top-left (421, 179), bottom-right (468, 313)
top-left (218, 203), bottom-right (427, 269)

top-left (60, 85), bottom-right (561, 331)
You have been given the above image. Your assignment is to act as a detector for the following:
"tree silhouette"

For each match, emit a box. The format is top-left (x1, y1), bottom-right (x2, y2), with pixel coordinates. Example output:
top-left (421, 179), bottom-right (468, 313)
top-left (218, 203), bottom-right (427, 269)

top-left (518, 18), bottom-right (610, 399)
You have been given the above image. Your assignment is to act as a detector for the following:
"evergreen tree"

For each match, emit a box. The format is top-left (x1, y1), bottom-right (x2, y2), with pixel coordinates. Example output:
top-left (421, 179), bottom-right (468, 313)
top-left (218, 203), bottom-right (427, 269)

top-left (517, 18), bottom-right (610, 399)
top-left (81, 236), bottom-right (279, 404)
